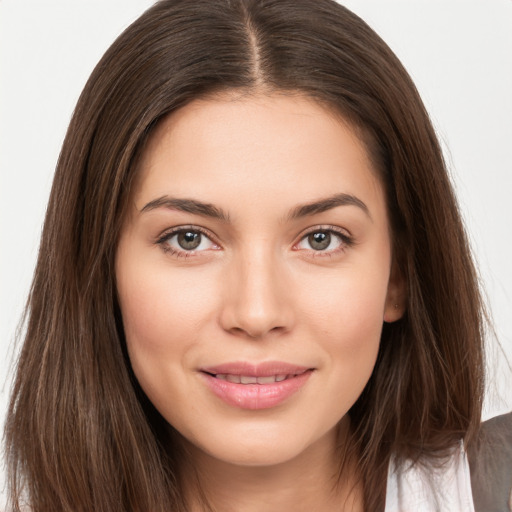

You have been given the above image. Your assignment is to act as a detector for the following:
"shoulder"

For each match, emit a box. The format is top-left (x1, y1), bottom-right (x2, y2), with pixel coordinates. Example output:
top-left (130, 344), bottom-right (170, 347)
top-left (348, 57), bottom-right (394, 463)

top-left (385, 442), bottom-right (475, 511)
top-left (468, 411), bottom-right (512, 512)
top-left (386, 414), bottom-right (512, 512)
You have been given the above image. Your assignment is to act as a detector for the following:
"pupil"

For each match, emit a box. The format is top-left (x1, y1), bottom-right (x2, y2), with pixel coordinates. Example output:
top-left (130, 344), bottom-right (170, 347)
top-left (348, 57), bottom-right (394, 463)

top-left (178, 231), bottom-right (201, 250)
top-left (309, 231), bottom-right (330, 250)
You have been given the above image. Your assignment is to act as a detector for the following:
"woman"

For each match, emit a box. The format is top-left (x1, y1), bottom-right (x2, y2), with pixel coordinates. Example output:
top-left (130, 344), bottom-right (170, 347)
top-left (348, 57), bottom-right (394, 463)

top-left (4, 1), bottom-right (510, 510)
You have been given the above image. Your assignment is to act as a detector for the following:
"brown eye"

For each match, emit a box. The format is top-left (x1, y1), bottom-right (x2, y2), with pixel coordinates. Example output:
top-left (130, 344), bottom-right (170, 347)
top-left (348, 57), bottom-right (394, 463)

top-left (158, 228), bottom-right (218, 255)
top-left (177, 231), bottom-right (202, 250)
top-left (307, 231), bottom-right (331, 250)
top-left (295, 228), bottom-right (352, 255)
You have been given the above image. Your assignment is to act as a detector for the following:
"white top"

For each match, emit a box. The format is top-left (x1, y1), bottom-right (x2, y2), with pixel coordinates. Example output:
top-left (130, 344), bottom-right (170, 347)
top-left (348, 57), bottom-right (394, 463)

top-left (385, 442), bottom-right (475, 512)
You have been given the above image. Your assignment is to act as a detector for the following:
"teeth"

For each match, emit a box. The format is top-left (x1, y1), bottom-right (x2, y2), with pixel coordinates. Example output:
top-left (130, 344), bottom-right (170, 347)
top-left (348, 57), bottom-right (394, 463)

top-left (257, 376), bottom-right (277, 384)
top-left (213, 374), bottom-right (293, 384)
top-left (240, 375), bottom-right (257, 384)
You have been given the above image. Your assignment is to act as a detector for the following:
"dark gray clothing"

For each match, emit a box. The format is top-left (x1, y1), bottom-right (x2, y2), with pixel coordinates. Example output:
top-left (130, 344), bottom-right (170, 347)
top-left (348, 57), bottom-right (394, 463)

top-left (469, 412), bottom-right (512, 512)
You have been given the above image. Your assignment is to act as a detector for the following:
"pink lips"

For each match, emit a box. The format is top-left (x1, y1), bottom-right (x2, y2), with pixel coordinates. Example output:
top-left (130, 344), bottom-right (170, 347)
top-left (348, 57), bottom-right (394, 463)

top-left (200, 362), bottom-right (313, 410)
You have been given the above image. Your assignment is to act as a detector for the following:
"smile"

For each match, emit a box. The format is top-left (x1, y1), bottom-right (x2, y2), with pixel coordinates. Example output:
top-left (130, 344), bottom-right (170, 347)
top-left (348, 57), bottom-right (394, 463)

top-left (200, 362), bottom-right (313, 410)
top-left (213, 374), bottom-right (292, 384)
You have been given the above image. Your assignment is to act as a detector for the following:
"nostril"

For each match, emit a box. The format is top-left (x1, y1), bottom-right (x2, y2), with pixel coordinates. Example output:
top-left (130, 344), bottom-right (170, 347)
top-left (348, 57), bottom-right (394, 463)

top-left (227, 324), bottom-right (287, 340)
top-left (218, 276), bottom-right (294, 338)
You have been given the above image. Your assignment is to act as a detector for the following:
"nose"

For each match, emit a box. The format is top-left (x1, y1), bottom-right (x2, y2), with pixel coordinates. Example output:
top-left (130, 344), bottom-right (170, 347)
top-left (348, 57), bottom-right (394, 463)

top-left (219, 248), bottom-right (294, 339)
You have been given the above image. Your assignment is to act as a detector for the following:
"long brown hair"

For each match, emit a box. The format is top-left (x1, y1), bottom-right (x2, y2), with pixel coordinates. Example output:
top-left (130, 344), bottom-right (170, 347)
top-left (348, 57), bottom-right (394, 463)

top-left (4, 1), bottom-right (485, 510)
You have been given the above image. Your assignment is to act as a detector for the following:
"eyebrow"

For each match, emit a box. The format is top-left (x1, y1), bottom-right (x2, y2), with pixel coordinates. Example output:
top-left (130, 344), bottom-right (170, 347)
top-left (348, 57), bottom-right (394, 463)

top-left (140, 196), bottom-right (230, 221)
top-left (140, 192), bottom-right (370, 222)
top-left (288, 193), bottom-right (371, 221)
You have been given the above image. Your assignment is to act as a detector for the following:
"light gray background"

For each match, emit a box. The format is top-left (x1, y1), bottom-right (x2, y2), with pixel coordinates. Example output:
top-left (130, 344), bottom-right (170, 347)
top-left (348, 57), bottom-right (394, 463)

top-left (1, 0), bottom-right (511, 504)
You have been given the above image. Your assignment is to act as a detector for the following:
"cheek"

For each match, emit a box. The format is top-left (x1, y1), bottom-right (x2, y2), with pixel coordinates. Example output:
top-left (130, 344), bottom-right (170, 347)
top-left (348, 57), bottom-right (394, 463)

top-left (115, 258), bottom-right (219, 419)
top-left (302, 264), bottom-right (389, 340)
top-left (115, 256), bottom-right (222, 409)
top-left (308, 283), bottom-right (384, 418)
top-left (117, 261), bottom-right (215, 351)
top-left (296, 256), bottom-right (390, 388)
top-left (321, 290), bottom-right (383, 377)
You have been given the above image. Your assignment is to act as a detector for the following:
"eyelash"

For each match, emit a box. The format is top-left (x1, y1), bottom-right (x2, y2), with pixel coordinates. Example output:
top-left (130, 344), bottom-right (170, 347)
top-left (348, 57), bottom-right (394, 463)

top-left (293, 225), bottom-right (355, 257)
top-left (155, 225), bottom-right (354, 258)
top-left (156, 226), bottom-right (220, 258)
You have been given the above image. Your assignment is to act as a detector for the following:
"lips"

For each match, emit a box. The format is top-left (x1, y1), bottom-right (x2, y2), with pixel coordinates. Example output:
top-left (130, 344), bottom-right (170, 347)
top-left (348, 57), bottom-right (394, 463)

top-left (201, 361), bottom-right (310, 377)
top-left (199, 362), bottom-right (313, 410)
top-left (214, 374), bottom-right (290, 384)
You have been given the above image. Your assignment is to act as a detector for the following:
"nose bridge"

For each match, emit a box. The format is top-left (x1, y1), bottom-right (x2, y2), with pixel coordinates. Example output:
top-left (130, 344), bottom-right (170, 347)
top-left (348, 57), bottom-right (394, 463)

top-left (220, 244), bottom-right (292, 338)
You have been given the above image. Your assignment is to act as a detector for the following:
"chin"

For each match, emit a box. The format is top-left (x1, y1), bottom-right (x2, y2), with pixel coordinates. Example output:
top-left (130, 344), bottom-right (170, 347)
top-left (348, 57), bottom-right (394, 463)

top-left (183, 419), bottom-right (336, 469)
top-left (203, 443), bottom-right (310, 468)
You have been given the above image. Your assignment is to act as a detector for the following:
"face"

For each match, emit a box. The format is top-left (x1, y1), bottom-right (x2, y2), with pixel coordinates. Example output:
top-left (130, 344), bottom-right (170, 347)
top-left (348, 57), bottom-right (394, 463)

top-left (116, 93), bottom-right (403, 468)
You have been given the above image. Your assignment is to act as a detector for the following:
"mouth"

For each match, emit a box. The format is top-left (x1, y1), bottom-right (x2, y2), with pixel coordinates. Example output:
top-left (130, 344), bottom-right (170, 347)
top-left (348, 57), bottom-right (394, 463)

top-left (199, 362), bottom-right (314, 410)
top-left (203, 371), bottom-right (307, 384)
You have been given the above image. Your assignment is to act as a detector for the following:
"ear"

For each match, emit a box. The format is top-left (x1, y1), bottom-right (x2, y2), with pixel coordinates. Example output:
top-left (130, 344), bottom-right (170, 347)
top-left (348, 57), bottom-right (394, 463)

top-left (383, 260), bottom-right (407, 323)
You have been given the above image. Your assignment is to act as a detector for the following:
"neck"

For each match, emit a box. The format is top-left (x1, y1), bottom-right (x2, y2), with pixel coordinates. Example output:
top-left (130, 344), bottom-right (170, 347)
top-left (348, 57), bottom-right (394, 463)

top-left (181, 419), bottom-right (363, 512)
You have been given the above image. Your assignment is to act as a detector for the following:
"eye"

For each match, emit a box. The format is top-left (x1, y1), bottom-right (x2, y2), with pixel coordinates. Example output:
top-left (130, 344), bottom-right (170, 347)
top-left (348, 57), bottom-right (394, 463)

top-left (157, 227), bottom-right (219, 255)
top-left (306, 231), bottom-right (333, 251)
top-left (295, 228), bottom-right (353, 253)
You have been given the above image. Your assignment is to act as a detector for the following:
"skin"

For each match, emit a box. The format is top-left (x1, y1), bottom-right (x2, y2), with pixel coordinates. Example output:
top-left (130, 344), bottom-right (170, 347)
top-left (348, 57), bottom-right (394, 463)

top-left (115, 92), bottom-right (405, 511)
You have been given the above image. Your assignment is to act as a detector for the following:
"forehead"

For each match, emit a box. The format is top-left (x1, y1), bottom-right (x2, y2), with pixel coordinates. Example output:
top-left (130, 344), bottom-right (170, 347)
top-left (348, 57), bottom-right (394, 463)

top-left (132, 92), bottom-right (386, 224)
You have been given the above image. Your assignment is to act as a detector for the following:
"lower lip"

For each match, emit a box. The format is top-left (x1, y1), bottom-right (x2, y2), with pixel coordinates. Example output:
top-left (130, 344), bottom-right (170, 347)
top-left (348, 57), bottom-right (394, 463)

top-left (201, 371), bottom-right (313, 410)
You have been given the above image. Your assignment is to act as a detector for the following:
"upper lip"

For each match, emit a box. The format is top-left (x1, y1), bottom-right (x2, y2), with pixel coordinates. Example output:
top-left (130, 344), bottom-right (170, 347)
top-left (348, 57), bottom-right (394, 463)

top-left (200, 361), bottom-right (312, 377)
